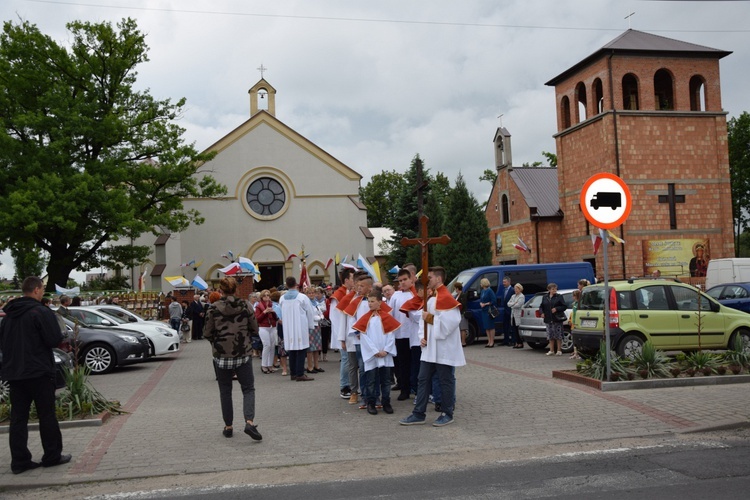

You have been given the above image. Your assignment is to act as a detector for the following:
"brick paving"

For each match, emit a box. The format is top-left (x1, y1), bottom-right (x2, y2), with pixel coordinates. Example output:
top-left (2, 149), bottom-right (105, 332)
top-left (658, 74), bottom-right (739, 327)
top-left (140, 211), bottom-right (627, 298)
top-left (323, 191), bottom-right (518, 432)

top-left (2, 340), bottom-right (749, 490)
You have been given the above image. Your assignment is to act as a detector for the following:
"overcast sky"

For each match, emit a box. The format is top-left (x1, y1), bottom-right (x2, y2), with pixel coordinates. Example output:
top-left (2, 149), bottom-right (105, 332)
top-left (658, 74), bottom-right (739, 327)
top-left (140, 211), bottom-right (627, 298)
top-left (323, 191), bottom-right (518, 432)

top-left (2, 0), bottom-right (750, 281)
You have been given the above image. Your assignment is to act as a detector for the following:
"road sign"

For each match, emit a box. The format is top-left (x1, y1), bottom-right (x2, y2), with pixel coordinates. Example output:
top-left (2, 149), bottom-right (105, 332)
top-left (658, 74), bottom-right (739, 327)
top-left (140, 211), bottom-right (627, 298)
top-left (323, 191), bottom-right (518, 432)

top-left (580, 173), bottom-right (632, 229)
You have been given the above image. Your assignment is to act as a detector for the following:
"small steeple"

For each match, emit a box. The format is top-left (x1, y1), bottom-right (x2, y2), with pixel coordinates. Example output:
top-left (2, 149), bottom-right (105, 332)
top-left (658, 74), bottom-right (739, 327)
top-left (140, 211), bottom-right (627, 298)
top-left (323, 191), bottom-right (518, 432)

top-left (248, 64), bottom-right (276, 116)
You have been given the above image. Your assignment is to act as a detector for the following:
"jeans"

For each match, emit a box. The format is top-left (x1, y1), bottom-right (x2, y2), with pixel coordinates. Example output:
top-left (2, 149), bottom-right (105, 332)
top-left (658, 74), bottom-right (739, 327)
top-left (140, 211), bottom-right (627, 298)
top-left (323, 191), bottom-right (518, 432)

top-left (339, 349), bottom-right (349, 390)
top-left (215, 359), bottom-right (255, 426)
top-left (431, 366), bottom-right (456, 404)
top-left (288, 349), bottom-right (307, 377)
top-left (170, 318), bottom-right (181, 333)
top-left (409, 346), bottom-right (422, 394)
top-left (355, 344), bottom-right (370, 402)
top-left (9, 376), bottom-right (64, 469)
top-left (366, 366), bottom-right (391, 405)
top-left (411, 361), bottom-right (456, 419)
top-left (346, 349), bottom-right (359, 393)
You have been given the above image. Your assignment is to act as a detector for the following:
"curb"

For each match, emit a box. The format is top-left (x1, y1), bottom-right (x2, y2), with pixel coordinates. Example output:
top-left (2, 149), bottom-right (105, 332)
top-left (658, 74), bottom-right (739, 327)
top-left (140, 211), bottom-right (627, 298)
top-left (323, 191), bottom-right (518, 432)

top-left (552, 370), bottom-right (750, 392)
top-left (0, 411), bottom-right (112, 435)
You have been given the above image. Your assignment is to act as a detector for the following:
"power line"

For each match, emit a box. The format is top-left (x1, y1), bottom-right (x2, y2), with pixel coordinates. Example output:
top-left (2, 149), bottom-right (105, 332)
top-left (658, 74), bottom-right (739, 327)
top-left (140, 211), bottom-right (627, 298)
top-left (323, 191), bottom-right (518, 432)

top-left (25, 0), bottom-right (750, 33)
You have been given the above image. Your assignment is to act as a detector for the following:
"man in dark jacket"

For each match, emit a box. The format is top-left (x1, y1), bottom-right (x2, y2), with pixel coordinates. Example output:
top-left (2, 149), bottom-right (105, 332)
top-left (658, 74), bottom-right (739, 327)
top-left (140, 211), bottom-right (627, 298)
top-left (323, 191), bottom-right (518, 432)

top-left (0, 276), bottom-right (72, 474)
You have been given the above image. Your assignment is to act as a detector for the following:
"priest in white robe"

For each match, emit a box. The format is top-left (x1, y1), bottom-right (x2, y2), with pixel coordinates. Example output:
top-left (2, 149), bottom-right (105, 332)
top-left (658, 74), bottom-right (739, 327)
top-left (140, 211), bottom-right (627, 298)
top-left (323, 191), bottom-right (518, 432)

top-left (279, 276), bottom-right (315, 381)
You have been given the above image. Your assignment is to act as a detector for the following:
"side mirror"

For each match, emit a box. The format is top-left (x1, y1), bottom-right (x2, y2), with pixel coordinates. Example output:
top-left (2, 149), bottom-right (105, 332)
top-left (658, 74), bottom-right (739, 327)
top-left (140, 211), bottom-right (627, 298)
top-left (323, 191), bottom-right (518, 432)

top-left (101, 319), bottom-right (113, 326)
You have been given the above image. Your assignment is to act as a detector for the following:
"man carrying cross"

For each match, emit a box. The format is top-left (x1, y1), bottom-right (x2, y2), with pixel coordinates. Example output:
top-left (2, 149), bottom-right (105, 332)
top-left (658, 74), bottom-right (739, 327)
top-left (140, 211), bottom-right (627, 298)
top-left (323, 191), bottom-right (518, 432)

top-left (399, 266), bottom-right (465, 427)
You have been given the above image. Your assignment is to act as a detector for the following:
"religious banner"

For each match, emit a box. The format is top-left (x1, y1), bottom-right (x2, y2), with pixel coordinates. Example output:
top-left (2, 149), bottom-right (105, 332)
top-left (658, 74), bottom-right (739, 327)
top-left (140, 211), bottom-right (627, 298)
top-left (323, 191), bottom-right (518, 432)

top-left (642, 238), bottom-right (710, 278)
top-left (495, 229), bottom-right (521, 256)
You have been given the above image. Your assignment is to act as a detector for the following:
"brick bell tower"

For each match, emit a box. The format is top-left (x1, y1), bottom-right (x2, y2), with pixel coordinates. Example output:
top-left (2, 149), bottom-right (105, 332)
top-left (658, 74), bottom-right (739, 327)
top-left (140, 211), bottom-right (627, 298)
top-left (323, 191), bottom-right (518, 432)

top-left (546, 30), bottom-right (733, 283)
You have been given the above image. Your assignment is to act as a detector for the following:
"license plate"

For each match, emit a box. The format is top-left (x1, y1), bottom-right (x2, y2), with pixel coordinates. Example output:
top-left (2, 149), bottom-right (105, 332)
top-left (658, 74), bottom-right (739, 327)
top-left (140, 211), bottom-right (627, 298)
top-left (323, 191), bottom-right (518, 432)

top-left (581, 318), bottom-right (598, 328)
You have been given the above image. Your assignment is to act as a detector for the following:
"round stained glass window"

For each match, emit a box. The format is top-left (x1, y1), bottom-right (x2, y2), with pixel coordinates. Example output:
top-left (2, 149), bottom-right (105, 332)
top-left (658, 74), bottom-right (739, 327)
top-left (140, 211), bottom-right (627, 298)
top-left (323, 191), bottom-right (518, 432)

top-left (246, 177), bottom-right (286, 216)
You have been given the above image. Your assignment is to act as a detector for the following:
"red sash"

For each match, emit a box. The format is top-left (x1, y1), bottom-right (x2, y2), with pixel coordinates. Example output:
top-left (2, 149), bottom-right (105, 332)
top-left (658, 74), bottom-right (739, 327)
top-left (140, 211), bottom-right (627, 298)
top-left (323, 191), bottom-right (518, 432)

top-left (352, 309), bottom-right (401, 334)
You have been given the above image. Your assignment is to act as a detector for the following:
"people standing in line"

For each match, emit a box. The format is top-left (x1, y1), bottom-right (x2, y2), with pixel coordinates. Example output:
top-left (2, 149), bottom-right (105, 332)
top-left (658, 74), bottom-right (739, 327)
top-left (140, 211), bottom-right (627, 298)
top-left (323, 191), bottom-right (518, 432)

top-left (500, 277), bottom-right (514, 346)
top-left (400, 267), bottom-right (464, 427)
top-left (507, 283), bottom-right (525, 349)
top-left (343, 272), bottom-right (375, 408)
top-left (279, 277), bottom-right (315, 381)
top-left (336, 270), bottom-right (360, 404)
top-left (354, 288), bottom-right (400, 415)
top-left (189, 294), bottom-right (205, 341)
top-left (331, 267), bottom-right (355, 399)
top-left (0, 276), bottom-right (72, 474)
top-left (168, 297), bottom-right (183, 335)
top-left (540, 283), bottom-right (567, 356)
top-left (390, 268), bottom-right (418, 401)
top-left (255, 290), bottom-right (278, 374)
top-left (203, 277), bottom-right (262, 441)
top-left (453, 282), bottom-right (469, 347)
top-left (478, 278), bottom-right (497, 348)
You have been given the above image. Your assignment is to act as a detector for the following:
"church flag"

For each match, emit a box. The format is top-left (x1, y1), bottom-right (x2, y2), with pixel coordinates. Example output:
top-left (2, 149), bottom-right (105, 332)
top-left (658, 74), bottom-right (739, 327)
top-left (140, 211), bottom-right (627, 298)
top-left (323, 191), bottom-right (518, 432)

top-left (607, 230), bottom-right (625, 245)
top-left (300, 262), bottom-right (311, 291)
top-left (286, 253), bottom-right (297, 261)
top-left (335, 252), bottom-right (341, 265)
top-left (513, 237), bottom-right (531, 253)
top-left (164, 276), bottom-right (190, 287)
top-left (357, 254), bottom-right (378, 281)
top-left (218, 262), bottom-right (241, 275)
top-left (191, 274), bottom-right (208, 291)
top-left (388, 265), bottom-right (400, 274)
top-left (325, 257), bottom-right (334, 270)
top-left (371, 260), bottom-right (382, 283)
top-left (55, 284), bottom-right (81, 296)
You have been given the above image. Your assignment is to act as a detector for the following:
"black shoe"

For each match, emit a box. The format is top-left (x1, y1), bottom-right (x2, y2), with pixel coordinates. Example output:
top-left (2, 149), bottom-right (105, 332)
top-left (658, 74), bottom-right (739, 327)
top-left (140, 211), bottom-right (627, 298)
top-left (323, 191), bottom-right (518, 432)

top-left (340, 387), bottom-right (352, 399)
top-left (42, 454), bottom-right (72, 468)
top-left (434, 403), bottom-right (442, 412)
top-left (244, 423), bottom-right (263, 441)
top-left (367, 404), bottom-right (378, 415)
top-left (296, 375), bottom-right (314, 381)
top-left (391, 384), bottom-right (402, 392)
top-left (397, 392), bottom-right (410, 401)
top-left (382, 403), bottom-right (394, 414)
top-left (12, 461), bottom-right (40, 474)
top-left (306, 369), bottom-right (316, 374)
top-left (314, 367), bottom-right (325, 373)
top-left (223, 426), bottom-right (233, 438)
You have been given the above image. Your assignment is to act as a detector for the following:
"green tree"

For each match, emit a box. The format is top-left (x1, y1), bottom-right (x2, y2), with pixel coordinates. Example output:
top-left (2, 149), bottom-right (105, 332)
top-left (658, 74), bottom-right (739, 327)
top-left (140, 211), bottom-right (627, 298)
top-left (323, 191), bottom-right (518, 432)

top-left (0, 19), bottom-right (225, 291)
top-left (441, 174), bottom-right (492, 282)
top-left (359, 170), bottom-right (406, 227)
top-left (479, 168), bottom-right (497, 186)
top-left (11, 242), bottom-right (46, 280)
top-left (728, 112), bottom-right (750, 256)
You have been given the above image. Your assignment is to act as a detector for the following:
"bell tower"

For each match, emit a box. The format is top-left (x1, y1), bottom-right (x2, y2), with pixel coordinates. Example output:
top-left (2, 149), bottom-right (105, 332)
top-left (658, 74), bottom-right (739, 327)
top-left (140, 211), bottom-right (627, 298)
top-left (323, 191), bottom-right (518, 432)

top-left (249, 64), bottom-right (276, 117)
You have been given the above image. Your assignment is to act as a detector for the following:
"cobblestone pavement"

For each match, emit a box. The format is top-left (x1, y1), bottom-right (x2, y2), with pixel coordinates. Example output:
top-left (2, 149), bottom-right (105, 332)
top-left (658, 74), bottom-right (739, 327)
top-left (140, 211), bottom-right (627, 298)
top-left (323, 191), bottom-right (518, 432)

top-left (2, 339), bottom-right (749, 493)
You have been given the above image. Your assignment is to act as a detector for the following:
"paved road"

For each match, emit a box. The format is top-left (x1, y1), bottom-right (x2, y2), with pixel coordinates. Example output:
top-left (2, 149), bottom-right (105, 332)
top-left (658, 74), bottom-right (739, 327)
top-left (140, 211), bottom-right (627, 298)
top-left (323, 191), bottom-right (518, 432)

top-left (2, 339), bottom-right (749, 497)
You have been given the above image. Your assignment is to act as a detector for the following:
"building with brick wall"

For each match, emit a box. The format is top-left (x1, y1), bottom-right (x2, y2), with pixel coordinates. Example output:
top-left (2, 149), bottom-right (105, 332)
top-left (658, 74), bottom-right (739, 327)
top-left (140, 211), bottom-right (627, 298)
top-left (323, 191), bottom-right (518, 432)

top-left (486, 29), bottom-right (733, 285)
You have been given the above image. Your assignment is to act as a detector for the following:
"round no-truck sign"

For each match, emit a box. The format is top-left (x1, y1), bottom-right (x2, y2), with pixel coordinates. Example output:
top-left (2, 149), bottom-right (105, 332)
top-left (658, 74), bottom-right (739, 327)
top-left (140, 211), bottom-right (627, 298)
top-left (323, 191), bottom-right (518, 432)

top-left (580, 173), bottom-right (632, 229)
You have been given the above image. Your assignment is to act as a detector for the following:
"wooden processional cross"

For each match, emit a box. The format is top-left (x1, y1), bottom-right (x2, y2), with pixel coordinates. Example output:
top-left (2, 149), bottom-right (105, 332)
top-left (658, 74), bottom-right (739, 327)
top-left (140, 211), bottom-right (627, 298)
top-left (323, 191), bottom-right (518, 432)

top-left (401, 215), bottom-right (451, 341)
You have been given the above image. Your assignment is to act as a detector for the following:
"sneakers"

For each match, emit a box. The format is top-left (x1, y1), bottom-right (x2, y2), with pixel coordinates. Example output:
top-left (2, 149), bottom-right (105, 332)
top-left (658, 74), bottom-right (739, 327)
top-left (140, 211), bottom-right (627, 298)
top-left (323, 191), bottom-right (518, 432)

top-left (556, 351), bottom-right (562, 356)
top-left (340, 387), bottom-right (352, 399)
top-left (367, 403), bottom-right (378, 415)
top-left (244, 423), bottom-right (263, 441)
top-left (399, 414), bottom-right (426, 426)
top-left (434, 403), bottom-right (442, 412)
top-left (348, 393), bottom-right (359, 404)
top-left (382, 403), bottom-right (394, 414)
top-left (358, 403), bottom-right (368, 410)
top-left (433, 413), bottom-right (454, 427)
top-left (546, 351), bottom-right (555, 356)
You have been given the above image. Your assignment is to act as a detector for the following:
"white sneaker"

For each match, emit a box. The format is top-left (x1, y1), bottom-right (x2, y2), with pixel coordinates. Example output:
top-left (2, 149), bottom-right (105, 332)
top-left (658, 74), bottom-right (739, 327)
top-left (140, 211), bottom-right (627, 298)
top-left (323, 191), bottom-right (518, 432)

top-left (556, 351), bottom-right (562, 356)
top-left (546, 351), bottom-right (554, 356)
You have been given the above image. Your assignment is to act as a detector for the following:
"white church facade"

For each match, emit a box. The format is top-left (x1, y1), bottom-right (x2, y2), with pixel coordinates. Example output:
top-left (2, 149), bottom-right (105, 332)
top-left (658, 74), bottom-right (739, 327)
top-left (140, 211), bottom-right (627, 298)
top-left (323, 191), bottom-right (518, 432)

top-left (128, 78), bottom-right (373, 293)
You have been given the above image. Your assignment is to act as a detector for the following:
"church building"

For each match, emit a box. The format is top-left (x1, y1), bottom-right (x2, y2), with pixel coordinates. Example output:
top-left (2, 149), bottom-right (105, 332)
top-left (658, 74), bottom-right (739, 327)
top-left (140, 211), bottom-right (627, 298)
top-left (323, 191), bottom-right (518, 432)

top-left (130, 77), bottom-right (373, 294)
top-left (486, 29), bottom-right (734, 284)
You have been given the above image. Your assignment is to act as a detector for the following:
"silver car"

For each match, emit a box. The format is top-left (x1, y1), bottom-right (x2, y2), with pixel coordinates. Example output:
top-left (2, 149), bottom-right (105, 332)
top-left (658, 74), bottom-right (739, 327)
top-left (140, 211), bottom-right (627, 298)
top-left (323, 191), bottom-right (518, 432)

top-left (517, 289), bottom-right (576, 353)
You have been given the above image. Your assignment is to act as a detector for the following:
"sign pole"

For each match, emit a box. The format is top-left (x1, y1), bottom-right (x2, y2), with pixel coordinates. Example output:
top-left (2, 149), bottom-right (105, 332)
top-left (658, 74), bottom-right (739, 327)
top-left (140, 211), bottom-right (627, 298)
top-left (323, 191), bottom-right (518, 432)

top-left (602, 229), bottom-right (611, 381)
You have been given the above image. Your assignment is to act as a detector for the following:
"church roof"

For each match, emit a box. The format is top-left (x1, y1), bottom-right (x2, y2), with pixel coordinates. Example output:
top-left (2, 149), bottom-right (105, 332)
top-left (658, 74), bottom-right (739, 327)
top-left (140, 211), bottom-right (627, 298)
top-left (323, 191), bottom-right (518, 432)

top-left (509, 167), bottom-right (562, 218)
top-left (546, 29), bottom-right (731, 86)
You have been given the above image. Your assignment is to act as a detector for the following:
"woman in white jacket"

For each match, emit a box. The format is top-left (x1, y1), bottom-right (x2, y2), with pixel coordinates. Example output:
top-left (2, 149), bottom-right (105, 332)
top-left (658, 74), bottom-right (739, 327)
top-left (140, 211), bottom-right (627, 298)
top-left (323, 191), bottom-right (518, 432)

top-left (507, 283), bottom-right (526, 349)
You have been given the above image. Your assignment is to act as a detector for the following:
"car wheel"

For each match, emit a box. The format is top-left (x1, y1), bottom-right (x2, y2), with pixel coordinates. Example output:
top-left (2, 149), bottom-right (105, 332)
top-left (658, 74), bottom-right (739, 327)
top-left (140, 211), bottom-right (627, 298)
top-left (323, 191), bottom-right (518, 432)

top-left (465, 322), bottom-right (477, 346)
top-left (148, 339), bottom-right (156, 357)
top-left (561, 328), bottom-right (574, 354)
top-left (617, 334), bottom-right (644, 359)
top-left (82, 344), bottom-right (116, 374)
top-left (0, 375), bottom-right (9, 404)
top-left (730, 329), bottom-right (750, 353)
top-left (528, 341), bottom-right (548, 350)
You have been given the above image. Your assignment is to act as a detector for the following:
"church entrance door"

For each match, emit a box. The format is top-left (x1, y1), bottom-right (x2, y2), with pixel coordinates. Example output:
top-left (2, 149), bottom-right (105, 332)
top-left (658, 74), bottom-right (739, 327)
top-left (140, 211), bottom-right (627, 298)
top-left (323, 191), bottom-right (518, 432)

top-left (259, 264), bottom-right (284, 289)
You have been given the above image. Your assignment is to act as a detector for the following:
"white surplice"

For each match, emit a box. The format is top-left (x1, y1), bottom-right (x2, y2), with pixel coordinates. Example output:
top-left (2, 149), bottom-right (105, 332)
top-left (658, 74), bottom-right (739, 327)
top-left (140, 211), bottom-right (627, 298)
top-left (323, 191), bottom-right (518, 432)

top-left (359, 315), bottom-right (397, 372)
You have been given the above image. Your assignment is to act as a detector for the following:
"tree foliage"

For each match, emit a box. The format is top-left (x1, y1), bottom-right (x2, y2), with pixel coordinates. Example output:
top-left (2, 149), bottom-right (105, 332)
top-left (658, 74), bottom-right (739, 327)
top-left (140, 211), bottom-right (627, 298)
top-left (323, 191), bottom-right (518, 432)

top-left (0, 19), bottom-right (226, 290)
top-left (479, 168), bottom-right (497, 186)
top-left (359, 170), bottom-right (406, 227)
top-left (728, 112), bottom-right (750, 256)
top-left (11, 242), bottom-right (47, 280)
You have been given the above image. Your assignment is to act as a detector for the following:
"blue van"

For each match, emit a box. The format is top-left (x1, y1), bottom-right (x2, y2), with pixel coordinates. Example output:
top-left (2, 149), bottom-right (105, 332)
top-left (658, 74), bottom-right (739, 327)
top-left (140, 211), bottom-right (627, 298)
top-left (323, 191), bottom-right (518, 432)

top-left (447, 262), bottom-right (595, 345)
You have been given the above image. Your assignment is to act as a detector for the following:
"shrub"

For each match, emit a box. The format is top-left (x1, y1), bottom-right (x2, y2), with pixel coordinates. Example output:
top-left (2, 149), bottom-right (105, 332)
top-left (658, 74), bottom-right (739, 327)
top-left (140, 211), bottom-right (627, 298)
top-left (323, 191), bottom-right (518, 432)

top-left (685, 351), bottom-right (720, 375)
top-left (630, 341), bottom-right (673, 379)
top-left (578, 341), bottom-right (630, 381)
top-left (723, 334), bottom-right (750, 368)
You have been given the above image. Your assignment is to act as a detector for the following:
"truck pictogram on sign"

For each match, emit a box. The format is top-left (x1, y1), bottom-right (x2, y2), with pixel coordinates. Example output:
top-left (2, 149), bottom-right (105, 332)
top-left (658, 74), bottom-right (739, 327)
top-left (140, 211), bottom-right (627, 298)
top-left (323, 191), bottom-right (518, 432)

top-left (590, 191), bottom-right (622, 210)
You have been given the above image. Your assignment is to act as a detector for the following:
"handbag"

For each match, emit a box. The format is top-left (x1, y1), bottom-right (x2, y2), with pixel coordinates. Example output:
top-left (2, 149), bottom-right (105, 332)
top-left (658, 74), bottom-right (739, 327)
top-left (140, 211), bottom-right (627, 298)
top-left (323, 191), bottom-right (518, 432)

top-left (554, 310), bottom-right (567, 322)
top-left (180, 320), bottom-right (190, 332)
top-left (488, 305), bottom-right (499, 319)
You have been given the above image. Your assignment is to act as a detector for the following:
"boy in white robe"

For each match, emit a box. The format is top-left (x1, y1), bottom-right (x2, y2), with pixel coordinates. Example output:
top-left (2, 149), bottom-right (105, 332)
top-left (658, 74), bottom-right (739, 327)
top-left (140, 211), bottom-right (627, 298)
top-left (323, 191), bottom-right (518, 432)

top-left (353, 289), bottom-right (399, 415)
top-left (400, 266), bottom-right (465, 427)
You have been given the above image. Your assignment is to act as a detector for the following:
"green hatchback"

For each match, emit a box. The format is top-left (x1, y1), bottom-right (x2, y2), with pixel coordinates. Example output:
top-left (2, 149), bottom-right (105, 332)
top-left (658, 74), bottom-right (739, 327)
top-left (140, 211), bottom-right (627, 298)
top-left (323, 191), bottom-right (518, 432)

top-left (572, 279), bottom-right (750, 357)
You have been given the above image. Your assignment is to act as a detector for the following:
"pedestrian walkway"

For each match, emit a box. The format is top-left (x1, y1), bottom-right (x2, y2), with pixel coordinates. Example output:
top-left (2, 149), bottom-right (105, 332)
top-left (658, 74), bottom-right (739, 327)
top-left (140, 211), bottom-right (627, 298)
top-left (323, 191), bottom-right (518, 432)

top-left (2, 341), bottom-right (749, 492)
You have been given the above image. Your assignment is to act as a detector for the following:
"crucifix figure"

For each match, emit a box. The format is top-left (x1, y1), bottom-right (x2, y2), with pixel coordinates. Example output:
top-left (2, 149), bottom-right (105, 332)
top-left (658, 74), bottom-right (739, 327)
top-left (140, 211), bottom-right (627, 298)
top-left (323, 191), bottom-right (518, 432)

top-left (401, 215), bottom-right (451, 340)
top-left (658, 183), bottom-right (685, 230)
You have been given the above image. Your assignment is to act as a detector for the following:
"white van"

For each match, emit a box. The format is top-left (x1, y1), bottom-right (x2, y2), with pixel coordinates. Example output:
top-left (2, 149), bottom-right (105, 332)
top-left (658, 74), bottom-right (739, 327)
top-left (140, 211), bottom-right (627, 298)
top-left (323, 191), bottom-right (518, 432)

top-left (705, 258), bottom-right (750, 289)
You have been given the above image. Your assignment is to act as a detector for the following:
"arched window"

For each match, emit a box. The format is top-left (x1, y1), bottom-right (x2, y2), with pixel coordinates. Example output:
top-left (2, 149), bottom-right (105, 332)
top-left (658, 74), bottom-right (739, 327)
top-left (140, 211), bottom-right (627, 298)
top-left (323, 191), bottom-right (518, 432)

top-left (622, 74), bottom-right (639, 110)
top-left (560, 96), bottom-right (571, 129)
top-left (576, 82), bottom-right (587, 122)
top-left (689, 75), bottom-right (706, 111)
top-left (654, 69), bottom-right (674, 110)
top-left (593, 78), bottom-right (604, 114)
top-left (501, 194), bottom-right (510, 224)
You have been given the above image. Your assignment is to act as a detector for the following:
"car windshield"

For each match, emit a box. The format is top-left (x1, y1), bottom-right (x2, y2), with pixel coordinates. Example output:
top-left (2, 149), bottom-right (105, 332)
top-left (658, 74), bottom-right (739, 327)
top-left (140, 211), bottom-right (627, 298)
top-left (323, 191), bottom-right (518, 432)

top-left (100, 307), bottom-right (144, 322)
top-left (97, 311), bottom-right (129, 325)
top-left (448, 270), bottom-right (478, 293)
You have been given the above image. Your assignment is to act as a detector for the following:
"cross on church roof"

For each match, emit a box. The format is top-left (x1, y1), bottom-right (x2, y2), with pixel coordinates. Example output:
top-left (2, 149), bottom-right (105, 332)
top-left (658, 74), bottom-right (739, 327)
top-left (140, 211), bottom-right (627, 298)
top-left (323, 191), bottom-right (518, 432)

top-left (257, 63), bottom-right (267, 79)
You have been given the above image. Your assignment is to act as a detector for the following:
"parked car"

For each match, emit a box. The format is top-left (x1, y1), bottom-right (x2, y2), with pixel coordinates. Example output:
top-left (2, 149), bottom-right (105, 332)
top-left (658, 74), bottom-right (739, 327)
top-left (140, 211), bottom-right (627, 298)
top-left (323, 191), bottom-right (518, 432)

top-left (706, 283), bottom-right (750, 314)
top-left (58, 315), bottom-right (150, 374)
top-left (517, 289), bottom-right (577, 353)
top-left (572, 279), bottom-right (750, 358)
top-left (67, 306), bottom-right (179, 356)
top-left (447, 262), bottom-right (595, 345)
top-left (0, 310), bottom-right (74, 402)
